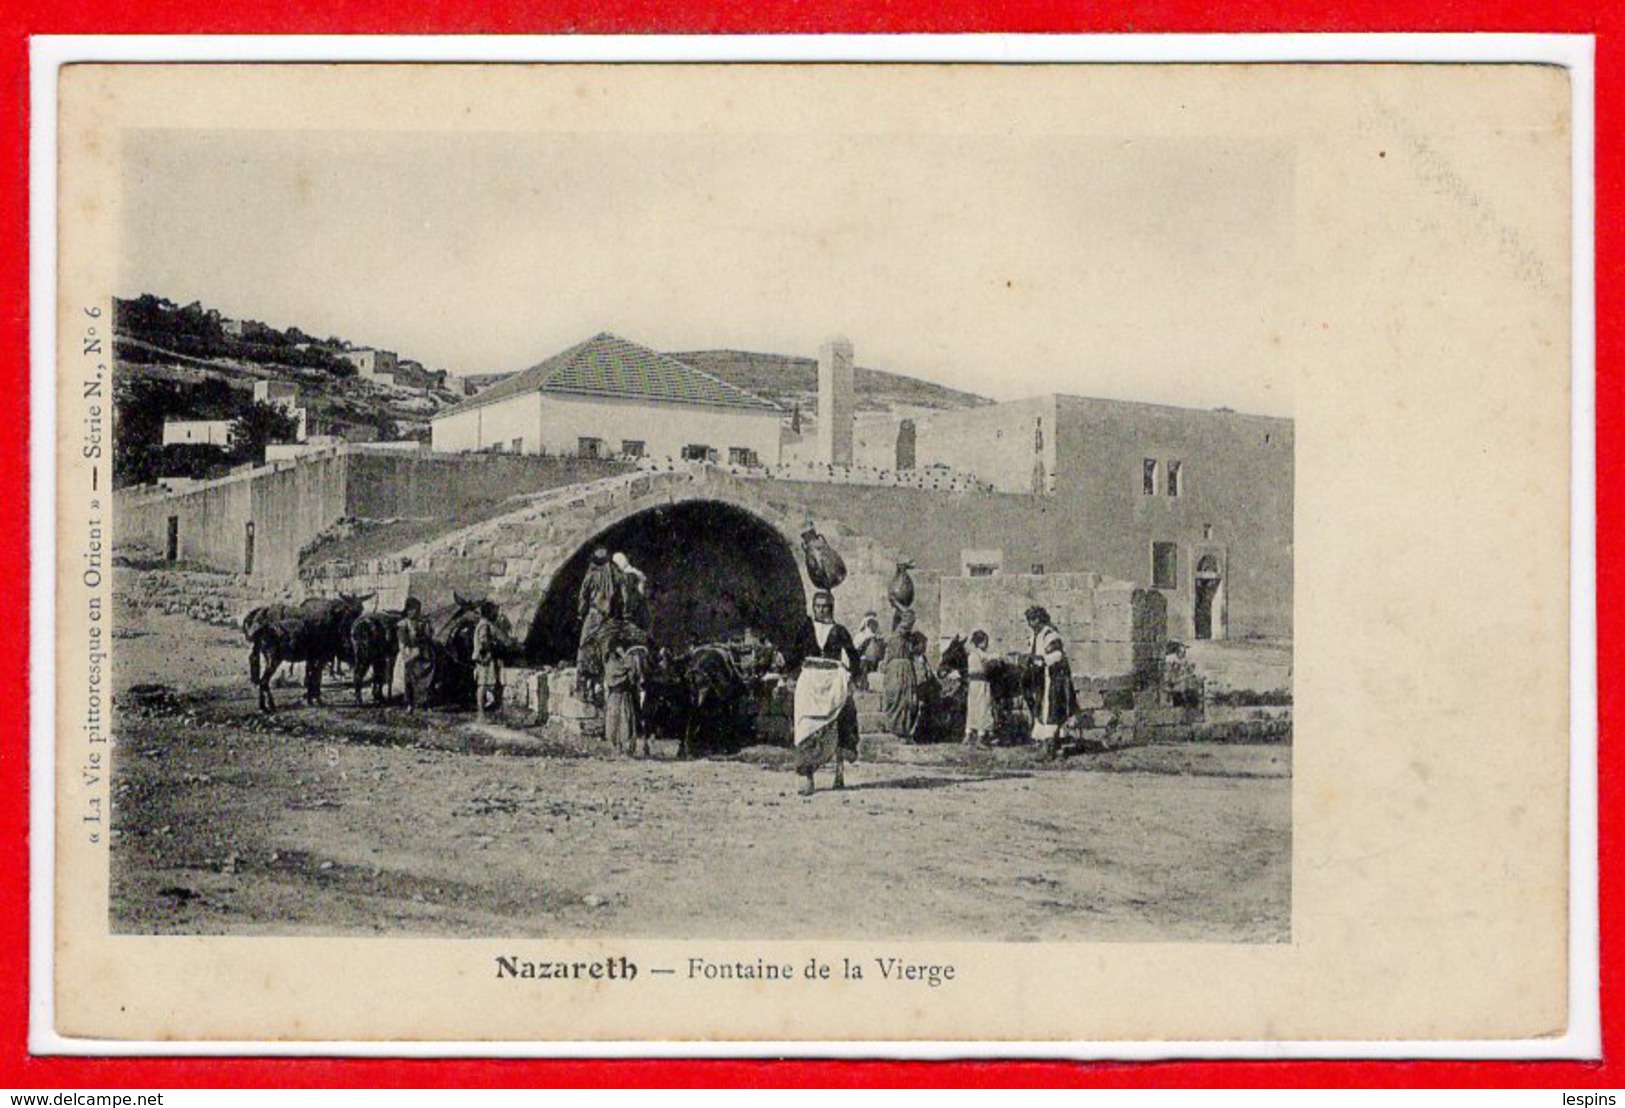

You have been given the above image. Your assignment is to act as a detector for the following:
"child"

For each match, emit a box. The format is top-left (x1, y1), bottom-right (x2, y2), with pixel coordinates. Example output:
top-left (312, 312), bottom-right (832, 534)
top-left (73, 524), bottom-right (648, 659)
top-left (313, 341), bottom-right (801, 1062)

top-left (964, 630), bottom-right (994, 747)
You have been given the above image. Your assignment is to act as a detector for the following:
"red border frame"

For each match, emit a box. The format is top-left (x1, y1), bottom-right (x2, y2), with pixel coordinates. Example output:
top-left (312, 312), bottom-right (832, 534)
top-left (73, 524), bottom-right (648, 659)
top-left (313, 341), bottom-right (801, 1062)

top-left (8, 5), bottom-right (1614, 1089)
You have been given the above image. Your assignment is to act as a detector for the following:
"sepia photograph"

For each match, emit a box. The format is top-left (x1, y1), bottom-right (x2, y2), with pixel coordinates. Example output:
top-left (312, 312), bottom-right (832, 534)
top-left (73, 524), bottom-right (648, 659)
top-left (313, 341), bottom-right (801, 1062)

top-left (48, 56), bottom-right (1575, 1045)
top-left (101, 87), bottom-right (1293, 945)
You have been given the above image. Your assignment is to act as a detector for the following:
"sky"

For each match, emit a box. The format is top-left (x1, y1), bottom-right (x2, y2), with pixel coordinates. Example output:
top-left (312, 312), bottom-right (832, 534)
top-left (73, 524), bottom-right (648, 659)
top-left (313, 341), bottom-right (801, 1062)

top-left (120, 127), bottom-right (1297, 415)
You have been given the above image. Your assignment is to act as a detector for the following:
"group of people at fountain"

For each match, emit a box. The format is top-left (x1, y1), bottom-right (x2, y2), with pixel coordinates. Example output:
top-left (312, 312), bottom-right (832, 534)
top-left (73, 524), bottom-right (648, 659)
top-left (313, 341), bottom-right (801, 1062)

top-left (789, 593), bottom-right (1076, 797)
top-left (564, 542), bottom-right (1078, 790)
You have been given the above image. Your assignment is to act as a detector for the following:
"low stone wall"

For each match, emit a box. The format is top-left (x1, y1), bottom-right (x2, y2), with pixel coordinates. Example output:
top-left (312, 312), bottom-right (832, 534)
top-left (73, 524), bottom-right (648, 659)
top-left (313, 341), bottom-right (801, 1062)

top-left (1064, 704), bottom-right (1292, 750)
top-left (938, 572), bottom-right (1165, 682)
top-left (1185, 640), bottom-right (1293, 697)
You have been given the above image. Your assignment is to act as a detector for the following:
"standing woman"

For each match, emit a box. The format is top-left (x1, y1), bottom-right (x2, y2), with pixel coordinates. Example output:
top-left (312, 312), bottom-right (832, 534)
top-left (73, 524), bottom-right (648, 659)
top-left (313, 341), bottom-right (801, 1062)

top-left (473, 600), bottom-right (505, 720)
top-left (576, 547), bottom-right (621, 703)
top-left (787, 591), bottom-right (862, 796)
top-left (396, 597), bottom-right (432, 713)
top-left (602, 631), bottom-right (643, 757)
top-left (881, 608), bottom-right (922, 740)
top-left (1025, 606), bottom-right (1078, 758)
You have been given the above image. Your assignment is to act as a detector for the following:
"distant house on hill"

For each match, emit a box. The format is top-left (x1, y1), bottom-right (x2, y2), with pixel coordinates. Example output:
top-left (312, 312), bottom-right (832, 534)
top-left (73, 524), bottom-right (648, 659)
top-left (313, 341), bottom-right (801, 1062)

top-left (253, 380), bottom-right (328, 442)
top-left (445, 370), bottom-right (513, 397)
top-left (392, 359), bottom-right (446, 390)
top-left (431, 332), bottom-right (783, 464)
top-left (161, 419), bottom-right (233, 448)
top-left (222, 317), bottom-right (275, 342)
top-left (341, 348), bottom-right (399, 384)
top-left (253, 380), bottom-right (300, 406)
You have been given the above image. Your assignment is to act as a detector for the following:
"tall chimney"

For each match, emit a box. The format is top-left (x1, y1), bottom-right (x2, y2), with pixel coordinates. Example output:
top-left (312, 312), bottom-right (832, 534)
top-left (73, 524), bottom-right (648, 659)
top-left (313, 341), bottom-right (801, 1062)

top-left (817, 336), bottom-right (855, 467)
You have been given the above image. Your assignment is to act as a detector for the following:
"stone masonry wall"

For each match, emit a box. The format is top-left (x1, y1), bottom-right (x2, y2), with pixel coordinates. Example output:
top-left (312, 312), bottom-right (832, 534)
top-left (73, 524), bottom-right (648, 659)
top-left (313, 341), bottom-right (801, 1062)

top-left (304, 465), bottom-right (936, 656)
top-left (939, 573), bottom-right (1165, 681)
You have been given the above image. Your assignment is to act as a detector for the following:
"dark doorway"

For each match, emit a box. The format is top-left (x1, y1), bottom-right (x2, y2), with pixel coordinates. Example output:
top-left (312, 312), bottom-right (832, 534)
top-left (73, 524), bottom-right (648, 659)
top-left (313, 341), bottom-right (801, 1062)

top-left (243, 521), bottom-right (255, 576)
top-left (1194, 554), bottom-right (1222, 641)
top-left (165, 516), bottom-right (179, 562)
top-left (896, 420), bottom-right (916, 471)
top-left (525, 500), bottom-right (807, 664)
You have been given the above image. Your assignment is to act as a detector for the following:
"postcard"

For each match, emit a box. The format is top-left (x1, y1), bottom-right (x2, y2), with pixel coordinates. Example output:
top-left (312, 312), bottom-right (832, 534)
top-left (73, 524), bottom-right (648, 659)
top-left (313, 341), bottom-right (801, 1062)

top-left (47, 55), bottom-right (1578, 1047)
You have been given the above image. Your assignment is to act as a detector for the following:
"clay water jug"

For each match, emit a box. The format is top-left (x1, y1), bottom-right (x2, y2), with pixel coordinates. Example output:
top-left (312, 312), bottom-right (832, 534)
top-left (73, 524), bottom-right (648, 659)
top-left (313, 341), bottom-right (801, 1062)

top-left (801, 528), bottom-right (848, 591)
top-left (888, 561), bottom-right (916, 609)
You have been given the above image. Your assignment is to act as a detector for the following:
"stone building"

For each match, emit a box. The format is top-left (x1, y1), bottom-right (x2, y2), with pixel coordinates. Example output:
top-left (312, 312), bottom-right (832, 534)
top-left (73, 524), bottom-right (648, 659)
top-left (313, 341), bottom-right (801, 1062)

top-left (430, 332), bottom-right (785, 465)
top-left (850, 394), bottom-right (1294, 641)
top-left (253, 380), bottom-right (299, 406)
top-left (119, 332), bottom-right (1292, 661)
top-left (160, 419), bottom-right (233, 447)
top-left (341, 348), bottom-right (399, 384)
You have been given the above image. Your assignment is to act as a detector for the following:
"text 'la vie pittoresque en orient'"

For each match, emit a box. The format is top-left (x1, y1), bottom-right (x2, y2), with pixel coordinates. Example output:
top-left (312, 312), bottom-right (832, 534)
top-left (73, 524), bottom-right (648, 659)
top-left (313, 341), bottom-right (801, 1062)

top-left (80, 303), bottom-right (110, 844)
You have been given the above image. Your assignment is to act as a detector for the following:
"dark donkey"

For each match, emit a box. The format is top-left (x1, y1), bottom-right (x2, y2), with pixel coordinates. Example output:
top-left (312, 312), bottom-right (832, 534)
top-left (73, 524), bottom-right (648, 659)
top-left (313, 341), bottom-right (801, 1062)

top-left (350, 610), bottom-right (404, 705)
top-left (666, 635), bottom-right (781, 759)
top-left (248, 593), bottom-right (372, 712)
top-left (244, 599), bottom-right (347, 692)
top-left (426, 592), bottom-right (495, 708)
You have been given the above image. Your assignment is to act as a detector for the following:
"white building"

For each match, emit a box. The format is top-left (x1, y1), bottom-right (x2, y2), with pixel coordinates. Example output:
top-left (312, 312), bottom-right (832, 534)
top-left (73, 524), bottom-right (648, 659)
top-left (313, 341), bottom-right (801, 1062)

top-left (251, 379), bottom-right (323, 442)
top-left (341, 348), bottom-right (399, 384)
top-left (253, 380), bottom-right (300, 406)
top-left (431, 332), bottom-right (785, 464)
top-left (161, 419), bottom-right (234, 447)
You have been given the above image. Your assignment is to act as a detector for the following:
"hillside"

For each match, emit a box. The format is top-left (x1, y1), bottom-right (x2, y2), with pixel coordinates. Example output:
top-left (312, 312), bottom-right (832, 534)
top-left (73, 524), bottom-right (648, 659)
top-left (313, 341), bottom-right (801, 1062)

top-left (672, 349), bottom-right (990, 415)
top-left (112, 295), bottom-right (465, 489)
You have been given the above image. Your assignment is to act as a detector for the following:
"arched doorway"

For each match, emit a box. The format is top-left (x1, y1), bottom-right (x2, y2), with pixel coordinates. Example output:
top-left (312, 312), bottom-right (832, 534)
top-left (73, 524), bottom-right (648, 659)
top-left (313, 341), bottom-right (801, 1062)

top-left (524, 500), bottom-right (808, 663)
top-left (1194, 554), bottom-right (1223, 641)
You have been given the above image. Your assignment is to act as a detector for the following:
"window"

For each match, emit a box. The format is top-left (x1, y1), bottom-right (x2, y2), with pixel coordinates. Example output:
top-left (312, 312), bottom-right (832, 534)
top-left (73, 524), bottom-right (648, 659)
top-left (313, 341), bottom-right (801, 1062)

top-left (578, 437), bottom-right (602, 459)
top-left (511, 437), bottom-right (523, 454)
top-left (620, 440), bottom-right (646, 458)
top-left (1167, 460), bottom-right (1183, 497)
top-left (961, 549), bottom-right (1002, 577)
top-left (1143, 459), bottom-right (1159, 495)
top-left (728, 447), bottom-right (759, 467)
top-left (1203, 523), bottom-right (1214, 540)
top-left (1152, 542), bottom-right (1178, 590)
top-left (1031, 563), bottom-right (1045, 575)
top-left (681, 444), bottom-right (714, 462)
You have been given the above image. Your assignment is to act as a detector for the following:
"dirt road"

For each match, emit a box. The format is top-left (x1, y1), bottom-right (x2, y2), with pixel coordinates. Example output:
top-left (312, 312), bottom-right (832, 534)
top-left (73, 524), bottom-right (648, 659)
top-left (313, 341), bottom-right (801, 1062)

top-left (109, 589), bottom-right (1291, 942)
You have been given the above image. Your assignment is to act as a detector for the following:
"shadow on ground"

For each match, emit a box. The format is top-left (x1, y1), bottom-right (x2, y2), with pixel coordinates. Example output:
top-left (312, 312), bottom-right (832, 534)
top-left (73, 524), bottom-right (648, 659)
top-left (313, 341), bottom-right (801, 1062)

top-left (842, 771), bottom-right (1035, 792)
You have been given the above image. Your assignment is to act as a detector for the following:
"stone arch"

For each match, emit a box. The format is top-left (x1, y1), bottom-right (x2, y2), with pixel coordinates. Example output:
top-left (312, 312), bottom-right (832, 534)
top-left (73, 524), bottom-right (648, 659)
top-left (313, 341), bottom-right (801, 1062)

top-left (523, 496), bottom-right (812, 664)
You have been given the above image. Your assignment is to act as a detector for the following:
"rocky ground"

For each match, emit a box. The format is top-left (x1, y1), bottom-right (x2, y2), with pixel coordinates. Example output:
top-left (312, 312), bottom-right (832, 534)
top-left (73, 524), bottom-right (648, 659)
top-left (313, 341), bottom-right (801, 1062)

top-left (107, 568), bottom-right (1292, 942)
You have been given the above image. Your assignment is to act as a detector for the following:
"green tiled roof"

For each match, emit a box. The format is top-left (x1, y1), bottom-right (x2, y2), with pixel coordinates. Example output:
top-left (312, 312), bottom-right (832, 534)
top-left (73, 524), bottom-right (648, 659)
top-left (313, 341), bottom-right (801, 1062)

top-left (436, 333), bottom-right (782, 419)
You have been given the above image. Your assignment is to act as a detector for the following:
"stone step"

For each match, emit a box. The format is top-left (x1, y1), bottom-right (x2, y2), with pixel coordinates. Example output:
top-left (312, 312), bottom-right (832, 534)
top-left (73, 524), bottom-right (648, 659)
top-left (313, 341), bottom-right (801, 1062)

top-left (858, 711), bottom-right (891, 734)
top-left (551, 694), bottom-right (600, 721)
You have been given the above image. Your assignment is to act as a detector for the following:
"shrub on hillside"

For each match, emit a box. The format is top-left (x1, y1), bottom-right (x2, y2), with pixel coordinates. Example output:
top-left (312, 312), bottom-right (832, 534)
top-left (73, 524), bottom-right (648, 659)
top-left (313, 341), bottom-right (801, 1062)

top-left (113, 376), bottom-right (242, 488)
top-left (151, 443), bottom-right (234, 482)
top-left (229, 401), bottom-right (301, 460)
top-left (114, 295), bottom-right (354, 377)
